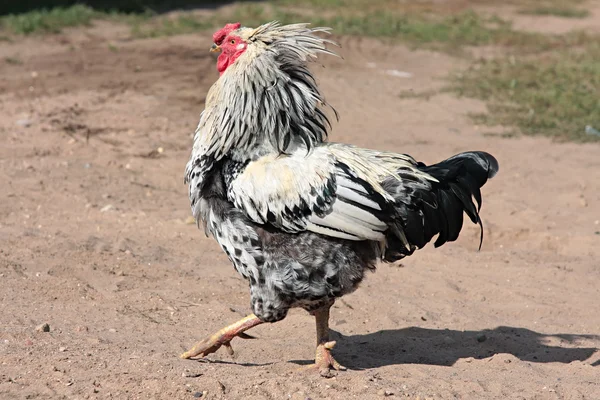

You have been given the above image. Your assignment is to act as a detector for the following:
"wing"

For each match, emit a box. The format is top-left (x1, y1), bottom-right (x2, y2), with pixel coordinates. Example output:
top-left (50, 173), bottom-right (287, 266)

top-left (225, 144), bottom-right (422, 242)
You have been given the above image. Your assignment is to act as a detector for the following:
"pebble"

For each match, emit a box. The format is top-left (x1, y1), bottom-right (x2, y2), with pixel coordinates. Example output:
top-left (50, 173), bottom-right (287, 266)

top-left (377, 389), bottom-right (394, 396)
top-left (476, 333), bottom-right (487, 343)
top-left (100, 204), bottom-right (114, 212)
top-left (290, 391), bottom-right (307, 400)
top-left (182, 370), bottom-right (203, 378)
top-left (16, 119), bottom-right (32, 127)
top-left (36, 323), bottom-right (50, 332)
top-left (59, 346), bottom-right (67, 352)
top-left (319, 368), bottom-right (337, 378)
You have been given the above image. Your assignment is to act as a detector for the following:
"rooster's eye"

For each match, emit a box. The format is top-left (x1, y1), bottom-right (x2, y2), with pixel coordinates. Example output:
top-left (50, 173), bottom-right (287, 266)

top-left (230, 39), bottom-right (235, 44)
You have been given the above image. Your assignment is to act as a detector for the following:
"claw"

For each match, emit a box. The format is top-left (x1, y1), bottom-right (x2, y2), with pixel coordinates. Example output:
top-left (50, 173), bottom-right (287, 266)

top-left (237, 332), bottom-right (257, 340)
top-left (224, 342), bottom-right (234, 356)
top-left (298, 341), bottom-right (346, 376)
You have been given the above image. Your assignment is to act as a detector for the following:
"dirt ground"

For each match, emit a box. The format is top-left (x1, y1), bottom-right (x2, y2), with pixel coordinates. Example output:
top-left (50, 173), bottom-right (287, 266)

top-left (1, 9), bottom-right (600, 400)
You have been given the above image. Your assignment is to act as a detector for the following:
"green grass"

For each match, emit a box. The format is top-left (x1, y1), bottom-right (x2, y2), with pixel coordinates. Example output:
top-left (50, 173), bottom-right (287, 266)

top-left (0, 5), bottom-right (98, 34)
top-left (225, 4), bottom-right (590, 54)
top-left (223, 5), bottom-right (555, 53)
top-left (0, 4), bottom-right (151, 35)
top-left (519, 6), bottom-right (590, 18)
top-left (451, 44), bottom-right (600, 141)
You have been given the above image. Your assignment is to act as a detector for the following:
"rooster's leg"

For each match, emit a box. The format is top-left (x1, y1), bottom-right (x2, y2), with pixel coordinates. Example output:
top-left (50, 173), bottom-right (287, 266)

top-left (302, 304), bottom-right (346, 374)
top-left (180, 314), bottom-right (263, 359)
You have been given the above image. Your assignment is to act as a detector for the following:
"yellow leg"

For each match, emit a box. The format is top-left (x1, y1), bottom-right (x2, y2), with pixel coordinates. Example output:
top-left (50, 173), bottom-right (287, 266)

top-left (302, 305), bottom-right (346, 375)
top-left (180, 314), bottom-right (263, 359)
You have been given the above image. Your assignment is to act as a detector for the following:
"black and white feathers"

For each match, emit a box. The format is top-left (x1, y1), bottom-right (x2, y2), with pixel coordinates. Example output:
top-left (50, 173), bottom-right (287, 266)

top-left (184, 21), bottom-right (499, 321)
top-left (222, 143), bottom-right (498, 262)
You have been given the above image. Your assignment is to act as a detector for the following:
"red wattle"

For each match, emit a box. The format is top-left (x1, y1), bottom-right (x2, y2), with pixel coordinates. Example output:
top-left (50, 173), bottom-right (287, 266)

top-left (217, 53), bottom-right (230, 75)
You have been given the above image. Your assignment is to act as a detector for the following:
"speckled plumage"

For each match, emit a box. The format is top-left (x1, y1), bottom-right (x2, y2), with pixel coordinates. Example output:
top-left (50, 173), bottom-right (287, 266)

top-left (185, 22), bottom-right (499, 324)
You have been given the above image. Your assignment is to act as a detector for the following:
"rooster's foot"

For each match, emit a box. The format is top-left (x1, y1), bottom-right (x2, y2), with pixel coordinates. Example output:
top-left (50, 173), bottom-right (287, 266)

top-left (180, 314), bottom-right (262, 359)
top-left (300, 341), bottom-right (346, 377)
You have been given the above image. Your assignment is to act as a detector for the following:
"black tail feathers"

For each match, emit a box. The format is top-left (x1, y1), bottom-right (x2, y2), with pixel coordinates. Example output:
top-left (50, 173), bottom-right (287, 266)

top-left (384, 151), bottom-right (498, 262)
top-left (419, 151), bottom-right (498, 249)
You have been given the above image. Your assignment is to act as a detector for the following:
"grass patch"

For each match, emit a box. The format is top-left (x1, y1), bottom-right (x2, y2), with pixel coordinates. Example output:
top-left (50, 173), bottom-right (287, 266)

top-left (0, 4), bottom-right (149, 35)
top-left (451, 44), bottom-right (600, 141)
top-left (221, 4), bottom-right (552, 53)
top-left (0, 5), bottom-right (98, 34)
top-left (222, 3), bottom-right (590, 54)
top-left (519, 6), bottom-right (590, 18)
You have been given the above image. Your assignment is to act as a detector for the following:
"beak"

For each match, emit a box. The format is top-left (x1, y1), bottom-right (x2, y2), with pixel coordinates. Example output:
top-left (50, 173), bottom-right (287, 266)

top-left (210, 43), bottom-right (221, 53)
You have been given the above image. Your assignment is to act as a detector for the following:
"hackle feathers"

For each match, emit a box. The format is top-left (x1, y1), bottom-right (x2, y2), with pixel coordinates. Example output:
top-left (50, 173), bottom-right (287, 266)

top-left (187, 22), bottom-right (338, 170)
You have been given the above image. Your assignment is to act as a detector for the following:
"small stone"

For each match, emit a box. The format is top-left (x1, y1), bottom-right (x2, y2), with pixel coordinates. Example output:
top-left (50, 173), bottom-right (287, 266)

top-left (59, 346), bottom-right (67, 352)
top-left (108, 328), bottom-right (117, 333)
top-left (157, 147), bottom-right (164, 154)
top-left (36, 323), bottom-right (50, 332)
top-left (16, 119), bottom-right (32, 128)
top-left (182, 370), bottom-right (202, 378)
top-left (100, 204), bottom-right (114, 212)
top-left (290, 391), bottom-right (306, 400)
top-left (476, 333), bottom-right (487, 343)
top-left (319, 368), bottom-right (336, 378)
top-left (193, 392), bottom-right (203, 398)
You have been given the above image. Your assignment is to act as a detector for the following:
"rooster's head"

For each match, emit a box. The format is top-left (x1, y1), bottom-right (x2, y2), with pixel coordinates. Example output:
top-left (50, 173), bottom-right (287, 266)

top-left (211, 22), bottom-right (249, 75)
top-left (201, 21), bottom-right (337, 158)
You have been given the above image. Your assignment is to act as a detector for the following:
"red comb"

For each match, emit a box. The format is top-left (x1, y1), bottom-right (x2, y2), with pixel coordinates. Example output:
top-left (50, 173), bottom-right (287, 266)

top-left (213, 22), bottom-right (241, 45)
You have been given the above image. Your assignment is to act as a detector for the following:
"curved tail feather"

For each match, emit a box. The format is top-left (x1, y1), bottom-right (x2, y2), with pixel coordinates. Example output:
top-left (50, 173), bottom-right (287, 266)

top-left (384, 151), bottom-right (498, 262)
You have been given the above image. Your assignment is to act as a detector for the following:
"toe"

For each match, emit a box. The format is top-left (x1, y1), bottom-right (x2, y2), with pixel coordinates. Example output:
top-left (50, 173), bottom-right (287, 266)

top-left (331, 358), bottom-right (346, 371)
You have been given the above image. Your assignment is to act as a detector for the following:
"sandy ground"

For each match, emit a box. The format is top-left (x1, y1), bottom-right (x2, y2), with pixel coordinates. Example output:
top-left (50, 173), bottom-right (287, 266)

top-left (1, 11), bottom-right (600, 400)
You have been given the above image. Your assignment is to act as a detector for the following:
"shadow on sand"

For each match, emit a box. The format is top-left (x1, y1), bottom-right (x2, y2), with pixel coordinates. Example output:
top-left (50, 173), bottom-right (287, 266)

top-left (290, 326), bottom-right (599, 370)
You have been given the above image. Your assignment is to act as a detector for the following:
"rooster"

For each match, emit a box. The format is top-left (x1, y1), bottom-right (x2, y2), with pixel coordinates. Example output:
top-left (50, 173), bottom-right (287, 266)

top-left (181, 21), bottom-right (498, 373)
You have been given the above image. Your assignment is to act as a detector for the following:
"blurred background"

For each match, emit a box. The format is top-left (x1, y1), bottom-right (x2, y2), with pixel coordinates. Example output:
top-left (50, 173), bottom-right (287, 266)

top-left (1, 0), bottom-right (232, 15)
top-left (1, 0), bottom-right (599, 141)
